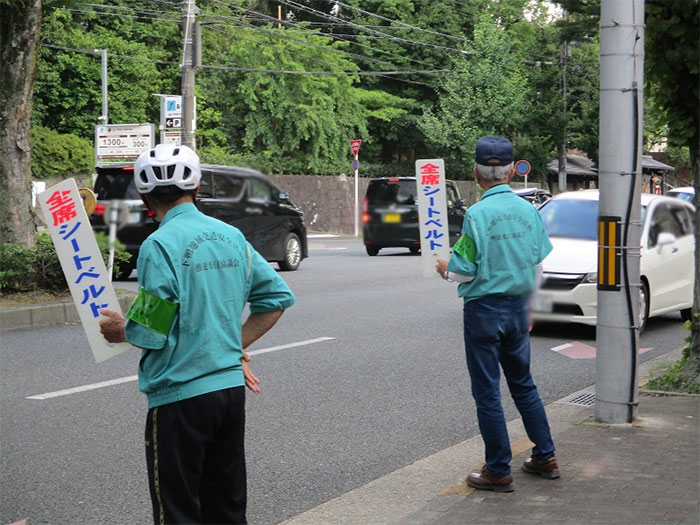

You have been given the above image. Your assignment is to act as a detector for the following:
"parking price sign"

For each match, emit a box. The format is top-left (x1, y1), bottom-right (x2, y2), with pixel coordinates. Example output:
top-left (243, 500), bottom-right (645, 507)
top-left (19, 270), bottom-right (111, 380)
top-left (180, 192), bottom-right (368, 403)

top-left (415, 159), bottom-right (450, 278)
top-left (38, 178), bottom-right (132, 362)
top-left (95, 123), bottom-right (154, 165)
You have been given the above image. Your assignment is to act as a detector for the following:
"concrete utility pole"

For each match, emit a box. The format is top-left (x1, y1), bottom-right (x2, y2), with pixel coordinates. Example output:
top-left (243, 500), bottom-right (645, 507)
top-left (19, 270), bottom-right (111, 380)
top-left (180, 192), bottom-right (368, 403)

top-left (596, 0), bottom-right (644, 424)
top-left (181, 0), bottom-right (197, 149)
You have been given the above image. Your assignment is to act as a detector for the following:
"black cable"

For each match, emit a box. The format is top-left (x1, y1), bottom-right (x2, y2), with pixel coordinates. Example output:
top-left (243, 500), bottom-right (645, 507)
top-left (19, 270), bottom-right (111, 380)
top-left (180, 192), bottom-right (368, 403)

top-left (623, 80), bottom-right (640, 422)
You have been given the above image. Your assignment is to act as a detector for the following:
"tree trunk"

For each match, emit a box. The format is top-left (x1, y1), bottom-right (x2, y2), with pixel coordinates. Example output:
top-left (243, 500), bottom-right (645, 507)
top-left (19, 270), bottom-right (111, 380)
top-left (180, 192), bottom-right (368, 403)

top-left (0, 0), bottom-right (42, 247)
top-left (684, 132), bottom-right (700, 381)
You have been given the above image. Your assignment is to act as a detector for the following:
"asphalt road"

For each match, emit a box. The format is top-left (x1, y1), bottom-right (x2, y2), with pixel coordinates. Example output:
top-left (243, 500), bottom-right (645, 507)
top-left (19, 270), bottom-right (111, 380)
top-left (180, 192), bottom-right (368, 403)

top-left (1, 236), bottom-right (687, 524)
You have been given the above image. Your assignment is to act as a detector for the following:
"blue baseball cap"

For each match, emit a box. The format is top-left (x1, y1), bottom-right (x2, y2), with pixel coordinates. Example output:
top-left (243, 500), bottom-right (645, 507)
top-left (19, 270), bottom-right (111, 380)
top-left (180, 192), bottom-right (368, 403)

top-left (475, 136), bottom-right (513, 166)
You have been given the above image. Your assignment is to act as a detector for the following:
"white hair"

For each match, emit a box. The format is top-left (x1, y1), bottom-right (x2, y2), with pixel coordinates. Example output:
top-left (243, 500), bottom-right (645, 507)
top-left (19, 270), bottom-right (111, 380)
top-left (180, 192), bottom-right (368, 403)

top-left (475, 162), bottom-right (513, 182)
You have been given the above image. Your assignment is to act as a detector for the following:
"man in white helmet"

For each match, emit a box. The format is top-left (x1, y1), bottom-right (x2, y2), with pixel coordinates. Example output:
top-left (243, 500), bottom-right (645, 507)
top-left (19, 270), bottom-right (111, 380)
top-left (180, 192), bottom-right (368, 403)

top-left (99, 144), bottom-right (296, 524)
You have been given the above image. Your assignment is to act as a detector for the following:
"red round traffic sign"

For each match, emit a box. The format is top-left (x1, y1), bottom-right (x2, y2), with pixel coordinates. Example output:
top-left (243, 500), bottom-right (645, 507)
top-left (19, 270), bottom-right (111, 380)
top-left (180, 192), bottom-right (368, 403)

top-left (515, 160), bottom-right (531, 176)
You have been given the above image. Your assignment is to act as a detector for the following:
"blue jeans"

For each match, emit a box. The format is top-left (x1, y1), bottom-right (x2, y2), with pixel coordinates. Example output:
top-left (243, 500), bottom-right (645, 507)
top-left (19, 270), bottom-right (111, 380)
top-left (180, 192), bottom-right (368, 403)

top-left (463, 295), bottom-right (555, 477)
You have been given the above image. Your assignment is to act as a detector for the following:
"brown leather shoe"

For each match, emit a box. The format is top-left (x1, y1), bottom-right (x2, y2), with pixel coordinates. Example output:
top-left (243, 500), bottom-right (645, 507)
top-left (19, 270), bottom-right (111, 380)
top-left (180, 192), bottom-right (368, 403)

top-left (522, 456), bottom-right (560, 479)
top-left (466, 465), bottom-right (514, 492)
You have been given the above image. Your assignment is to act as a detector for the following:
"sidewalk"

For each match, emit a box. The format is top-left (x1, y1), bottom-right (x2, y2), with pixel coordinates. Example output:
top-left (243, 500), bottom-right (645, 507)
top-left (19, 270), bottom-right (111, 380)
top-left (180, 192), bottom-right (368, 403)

top-left (402, 391), bottom-right (700, 525)
top-left (282, 348), bottom-right (699, 525)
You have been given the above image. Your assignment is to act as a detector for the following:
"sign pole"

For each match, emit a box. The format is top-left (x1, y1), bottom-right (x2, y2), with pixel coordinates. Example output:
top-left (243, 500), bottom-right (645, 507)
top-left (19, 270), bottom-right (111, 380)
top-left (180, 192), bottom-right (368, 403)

top-left (349, 139), bottom-right (362, 237)
top-left (354, 154), bottom-right (359, 237)
top-left (107, 204), bottom-right (118, 281)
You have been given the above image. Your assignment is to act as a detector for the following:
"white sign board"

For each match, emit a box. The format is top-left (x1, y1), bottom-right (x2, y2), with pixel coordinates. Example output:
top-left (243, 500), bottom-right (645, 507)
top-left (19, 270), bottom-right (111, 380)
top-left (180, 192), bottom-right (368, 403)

top-left (95, 123), bottom-right (154, 165)
top-left (415, 159), bottom-right (451, 278)
top-left (162, 95), bottom-right (182, 120)
top-left (38, 178), bottom-right (132, 362)
top-left (161, 130), bottom-right (182, 146)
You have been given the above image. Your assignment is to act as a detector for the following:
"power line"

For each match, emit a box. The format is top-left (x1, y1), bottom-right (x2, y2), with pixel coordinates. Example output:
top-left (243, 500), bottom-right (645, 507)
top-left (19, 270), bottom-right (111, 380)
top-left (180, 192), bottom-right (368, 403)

top-left (274, 0), bottom-right (471, 55)
top-left (318, 0), bottom-right (471, 45)
top-left (207, 1), bottom-right (441, 70)
top-left (206, 25), bottom-right (435, 88)
top-left (200, 11), bottom-right (447, 77)
top-left (40, 42), bottom-right (445, 78)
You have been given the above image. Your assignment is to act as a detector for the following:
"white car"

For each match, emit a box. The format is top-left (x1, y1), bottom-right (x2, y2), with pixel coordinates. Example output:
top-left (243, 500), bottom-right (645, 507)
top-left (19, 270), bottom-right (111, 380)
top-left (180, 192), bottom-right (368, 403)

top-left (667, 186), bottom-right (694, 203)
top-left (533, 190), bottom-right (694, 330)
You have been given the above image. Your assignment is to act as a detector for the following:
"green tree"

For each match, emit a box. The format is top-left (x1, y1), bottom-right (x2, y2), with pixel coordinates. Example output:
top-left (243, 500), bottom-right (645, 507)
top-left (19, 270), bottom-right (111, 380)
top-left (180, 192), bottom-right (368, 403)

top-left (645, 0), bottom-right (700, 380)
top-left (419, 16), bottom-right (528, 176)
top-left (35, 5), bottom-right (180, 140)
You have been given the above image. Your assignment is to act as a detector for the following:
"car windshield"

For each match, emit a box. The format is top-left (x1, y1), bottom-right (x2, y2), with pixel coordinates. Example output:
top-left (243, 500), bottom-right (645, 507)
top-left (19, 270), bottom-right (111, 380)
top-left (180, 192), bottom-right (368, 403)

top-left (539, 198), bottom-right (648, 240)
top-left (539, 199), bottom-right (598, 240)
top-left (94, 171), bottom-right (141, 200)
top-left (669, 191), bottom-right (694, 202)
top-left (366, 180), bottom-right (416, 205)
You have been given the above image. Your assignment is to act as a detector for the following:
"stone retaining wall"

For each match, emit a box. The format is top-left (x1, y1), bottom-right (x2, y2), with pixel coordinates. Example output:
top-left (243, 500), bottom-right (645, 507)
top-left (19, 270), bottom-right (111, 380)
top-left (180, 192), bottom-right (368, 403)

top-left (270, 174), bottom-right (533, 234)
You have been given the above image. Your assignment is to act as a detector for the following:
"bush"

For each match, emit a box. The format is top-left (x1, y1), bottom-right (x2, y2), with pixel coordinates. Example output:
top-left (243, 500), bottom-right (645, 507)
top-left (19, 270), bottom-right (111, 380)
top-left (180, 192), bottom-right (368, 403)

top-left (0, 232), bottom-right (131, 293)
top-left (647, 323), bottom-right (700, 394)
top-left (31, 126), bottom-right (93, 179)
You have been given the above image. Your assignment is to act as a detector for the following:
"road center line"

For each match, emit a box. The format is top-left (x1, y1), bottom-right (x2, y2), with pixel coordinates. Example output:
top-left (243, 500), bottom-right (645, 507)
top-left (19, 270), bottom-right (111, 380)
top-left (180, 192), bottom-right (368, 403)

top-left (26, 336), bottom-right (336, 401)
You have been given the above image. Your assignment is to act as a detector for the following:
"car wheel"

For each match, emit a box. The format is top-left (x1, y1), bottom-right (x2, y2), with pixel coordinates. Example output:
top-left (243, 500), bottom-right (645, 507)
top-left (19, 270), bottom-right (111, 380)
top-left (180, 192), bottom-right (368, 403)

top-left (639, 280), bottom-right (649, 333)
top-left (366, 245), bottom-right (379, 256)
top-left (278, 232), bottom-right (302, 271)
top-left (409, 246), bottom-right (420, 255)
top-left (681, 308), bottom-right (692, 322)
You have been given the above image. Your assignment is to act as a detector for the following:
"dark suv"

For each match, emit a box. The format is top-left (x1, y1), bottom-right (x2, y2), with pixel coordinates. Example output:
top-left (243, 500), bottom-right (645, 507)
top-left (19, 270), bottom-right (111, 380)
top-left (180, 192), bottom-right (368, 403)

top-left (91, 164), bottom-right (308, 273)
top-left (362, 177), bottom-right (466, 256)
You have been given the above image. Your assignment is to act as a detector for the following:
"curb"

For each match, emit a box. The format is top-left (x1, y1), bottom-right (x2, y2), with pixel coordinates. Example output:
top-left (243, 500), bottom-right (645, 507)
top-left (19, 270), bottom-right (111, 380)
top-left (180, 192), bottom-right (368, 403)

top-left (0, 292), bottom-right (136, 333)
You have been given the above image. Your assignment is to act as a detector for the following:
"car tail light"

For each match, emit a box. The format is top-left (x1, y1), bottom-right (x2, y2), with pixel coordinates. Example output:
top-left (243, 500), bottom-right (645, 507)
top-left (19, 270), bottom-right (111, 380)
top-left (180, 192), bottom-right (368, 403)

top-left (146, 209), bottom-right (155, 218)
top-left (94, 204), bottom-right (106, 215)
top-left (388, 178), bottom-right (399, 182)
top-left (362, 197), bottom-right (370, 224)
top-left (122, 166), bottom-right (134, 171)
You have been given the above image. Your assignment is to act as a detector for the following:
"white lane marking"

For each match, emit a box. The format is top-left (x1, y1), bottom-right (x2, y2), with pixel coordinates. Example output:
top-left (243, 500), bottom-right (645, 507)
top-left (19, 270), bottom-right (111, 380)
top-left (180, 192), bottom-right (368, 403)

top-left (27, 375), bottom-right (139, 400)
top-left (26, 337), bottom-right (336, 400)
top-left (247, 337), bottom-right (335, 357)
top-left (551, 343), bottom-right (573, 352)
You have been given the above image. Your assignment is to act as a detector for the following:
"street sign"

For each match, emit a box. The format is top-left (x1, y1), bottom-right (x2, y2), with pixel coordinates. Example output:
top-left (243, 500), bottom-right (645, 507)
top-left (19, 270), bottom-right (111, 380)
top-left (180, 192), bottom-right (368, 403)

top-left (165, 118), bottom-right (182, 129)
top-left (350, 139), bottom-right (362, 157)
top-left (95, 123), bottom-right (154, 166)
top-left (161, 130), bottom-right (182, 146)
top-left (163, 95), bottom-right (182, 120)
top-left (415, 159), bottom-right (450, 278)
top-left (352, 159), bottom-right (359, 171)
top-left (515, 159), bottom-right (531, 176)
top-left (37, 178), bottom-right (132, 362)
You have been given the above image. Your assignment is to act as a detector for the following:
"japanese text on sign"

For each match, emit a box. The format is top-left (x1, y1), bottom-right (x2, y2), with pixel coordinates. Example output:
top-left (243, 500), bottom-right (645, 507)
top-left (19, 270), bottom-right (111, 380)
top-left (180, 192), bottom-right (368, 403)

top-left (38, 179), bottom-right (132, 362)
top-left (415, 159), bottom-right (451, 278)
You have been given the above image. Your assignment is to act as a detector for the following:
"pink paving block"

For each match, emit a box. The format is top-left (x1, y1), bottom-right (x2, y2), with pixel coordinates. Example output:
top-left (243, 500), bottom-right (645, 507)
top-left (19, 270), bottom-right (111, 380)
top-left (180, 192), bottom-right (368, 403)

top-left (552, 341), bottom-right (653, 360)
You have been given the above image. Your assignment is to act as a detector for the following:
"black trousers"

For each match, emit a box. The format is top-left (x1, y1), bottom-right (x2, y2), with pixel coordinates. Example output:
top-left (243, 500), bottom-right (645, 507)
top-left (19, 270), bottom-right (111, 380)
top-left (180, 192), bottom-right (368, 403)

top-left (145, 386), bottom-right (246, 525)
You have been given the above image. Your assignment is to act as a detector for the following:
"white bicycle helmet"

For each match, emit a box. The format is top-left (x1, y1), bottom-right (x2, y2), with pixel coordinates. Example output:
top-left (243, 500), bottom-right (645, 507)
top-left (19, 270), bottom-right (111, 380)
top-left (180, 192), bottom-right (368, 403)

top-left (133, 144), bottom-right (201, 194)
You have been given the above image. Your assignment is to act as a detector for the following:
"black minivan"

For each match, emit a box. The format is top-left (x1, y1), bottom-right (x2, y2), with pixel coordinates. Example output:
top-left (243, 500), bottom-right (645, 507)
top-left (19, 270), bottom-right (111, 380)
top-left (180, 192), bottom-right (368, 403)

top-left (91, 164), bottom-right (308, 274)
top-left (362, 177), bottom-right (466, 256)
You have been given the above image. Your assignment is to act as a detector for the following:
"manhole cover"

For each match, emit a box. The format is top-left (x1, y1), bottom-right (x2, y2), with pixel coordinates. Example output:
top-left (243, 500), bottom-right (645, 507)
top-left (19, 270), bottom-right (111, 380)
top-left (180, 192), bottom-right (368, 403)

top-left (568, 392), bottom-right (596, 406)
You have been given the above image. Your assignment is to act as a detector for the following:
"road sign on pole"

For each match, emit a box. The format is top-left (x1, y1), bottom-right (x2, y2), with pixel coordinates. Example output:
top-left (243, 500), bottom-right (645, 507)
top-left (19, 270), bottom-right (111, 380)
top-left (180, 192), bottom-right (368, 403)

top-left (515, 159), bottom-right (532, 188)
top-left (350, 139), bottom-right (362, 157)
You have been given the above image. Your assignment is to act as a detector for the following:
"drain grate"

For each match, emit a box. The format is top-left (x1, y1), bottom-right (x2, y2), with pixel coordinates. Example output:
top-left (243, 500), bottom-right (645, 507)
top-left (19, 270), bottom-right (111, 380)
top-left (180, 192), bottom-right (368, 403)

top-left (568, 392), bottom-right (596, 406)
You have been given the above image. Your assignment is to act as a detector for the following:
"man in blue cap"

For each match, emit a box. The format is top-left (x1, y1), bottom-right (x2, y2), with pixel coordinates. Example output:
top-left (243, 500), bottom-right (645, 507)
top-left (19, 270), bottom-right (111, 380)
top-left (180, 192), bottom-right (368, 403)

top-left (436, 136), bottom-right (558, 492)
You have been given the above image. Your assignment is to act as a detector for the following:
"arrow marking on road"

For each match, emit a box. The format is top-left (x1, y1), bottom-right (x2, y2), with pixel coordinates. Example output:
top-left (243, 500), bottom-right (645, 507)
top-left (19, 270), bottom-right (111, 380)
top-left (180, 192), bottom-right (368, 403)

top-left (26, 337), bottom-right (336, 400)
